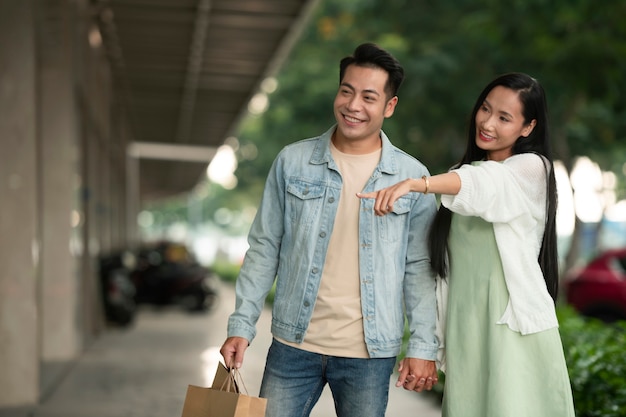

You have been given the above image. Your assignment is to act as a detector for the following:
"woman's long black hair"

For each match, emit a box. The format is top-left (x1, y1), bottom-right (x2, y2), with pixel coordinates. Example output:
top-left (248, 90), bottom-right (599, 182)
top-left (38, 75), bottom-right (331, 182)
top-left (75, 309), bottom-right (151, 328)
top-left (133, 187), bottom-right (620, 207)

top-left (428, 72), bottom-right (559, 302)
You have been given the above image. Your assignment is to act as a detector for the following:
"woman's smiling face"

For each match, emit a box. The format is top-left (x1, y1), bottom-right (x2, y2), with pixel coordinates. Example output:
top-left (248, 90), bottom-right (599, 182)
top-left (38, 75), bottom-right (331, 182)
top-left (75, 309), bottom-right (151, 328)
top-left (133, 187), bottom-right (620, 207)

top-left (475, 85), bottom-right (536, 161)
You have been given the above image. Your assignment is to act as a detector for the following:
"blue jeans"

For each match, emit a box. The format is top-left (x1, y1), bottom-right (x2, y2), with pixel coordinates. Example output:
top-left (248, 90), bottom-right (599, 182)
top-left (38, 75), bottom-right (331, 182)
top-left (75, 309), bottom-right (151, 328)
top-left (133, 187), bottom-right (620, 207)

top-left (259, 339), bottom-right (396, 417)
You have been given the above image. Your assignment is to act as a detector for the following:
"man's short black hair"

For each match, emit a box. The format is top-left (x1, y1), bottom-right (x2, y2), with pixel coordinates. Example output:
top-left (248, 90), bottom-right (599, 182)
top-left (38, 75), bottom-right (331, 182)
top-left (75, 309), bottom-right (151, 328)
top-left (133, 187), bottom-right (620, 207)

top-left (339, 43), bottom-right (405, 99)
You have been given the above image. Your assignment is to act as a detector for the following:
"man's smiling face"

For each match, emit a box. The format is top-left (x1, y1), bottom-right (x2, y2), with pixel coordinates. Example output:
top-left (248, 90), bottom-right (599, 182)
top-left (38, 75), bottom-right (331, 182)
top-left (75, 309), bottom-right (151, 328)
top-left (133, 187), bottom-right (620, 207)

top-left (333, 64), bottom-right (397, 152)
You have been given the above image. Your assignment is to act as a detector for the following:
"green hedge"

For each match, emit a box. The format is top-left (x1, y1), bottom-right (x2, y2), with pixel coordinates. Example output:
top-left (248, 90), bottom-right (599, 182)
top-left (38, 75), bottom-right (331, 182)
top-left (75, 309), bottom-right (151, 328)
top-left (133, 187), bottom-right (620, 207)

top-left (558, 306), bottom-right (626, 417)
top-left (401, 305), bottom-right (626, 416)
top-left (211, 260), bottom-right (241, 283)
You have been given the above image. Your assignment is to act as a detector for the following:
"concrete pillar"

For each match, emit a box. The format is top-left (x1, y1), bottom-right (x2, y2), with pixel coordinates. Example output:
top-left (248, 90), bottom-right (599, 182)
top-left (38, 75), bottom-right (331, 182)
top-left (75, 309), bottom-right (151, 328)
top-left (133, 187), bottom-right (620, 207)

top-left (0, 0), bottom-right (134, 408)
top-left (0, 0), bottom-right (40, 407)
top-left (38, 0), bottom-right (82, 371)
top-left (76, 10), bottom-right (115, 338)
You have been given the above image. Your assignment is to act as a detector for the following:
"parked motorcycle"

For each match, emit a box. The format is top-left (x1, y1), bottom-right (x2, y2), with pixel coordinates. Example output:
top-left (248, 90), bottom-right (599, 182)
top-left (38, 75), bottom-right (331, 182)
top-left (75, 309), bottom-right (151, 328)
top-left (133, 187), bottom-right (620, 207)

top-left (99, 251), bottom-right (137, 326)
top-left (131, 242), bottom-right (219, 312)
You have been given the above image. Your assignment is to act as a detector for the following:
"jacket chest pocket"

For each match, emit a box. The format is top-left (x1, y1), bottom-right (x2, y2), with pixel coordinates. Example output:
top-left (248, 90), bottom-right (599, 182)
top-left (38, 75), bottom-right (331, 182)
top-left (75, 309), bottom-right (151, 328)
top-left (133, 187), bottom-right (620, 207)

top-left (286, 179), bottom-right (326, 228)
top-left (377, 197), bottom-right (411, 243)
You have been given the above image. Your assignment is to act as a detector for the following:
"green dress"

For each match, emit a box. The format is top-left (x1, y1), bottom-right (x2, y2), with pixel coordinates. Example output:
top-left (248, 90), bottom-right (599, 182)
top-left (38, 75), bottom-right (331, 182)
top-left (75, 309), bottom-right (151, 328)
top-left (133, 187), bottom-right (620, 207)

top-left (442, 214), bottom-right (575, 417)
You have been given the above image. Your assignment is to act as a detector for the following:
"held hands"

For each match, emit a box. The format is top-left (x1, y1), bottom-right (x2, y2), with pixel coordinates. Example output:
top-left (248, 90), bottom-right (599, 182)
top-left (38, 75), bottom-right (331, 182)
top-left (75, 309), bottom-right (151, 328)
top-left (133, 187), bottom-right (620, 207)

top-left (396, 357), bottom-right (438, 393)
top-left (356, 178), bottom-right (416, 216)
top-left (219, 336), bottom-right (250, 369)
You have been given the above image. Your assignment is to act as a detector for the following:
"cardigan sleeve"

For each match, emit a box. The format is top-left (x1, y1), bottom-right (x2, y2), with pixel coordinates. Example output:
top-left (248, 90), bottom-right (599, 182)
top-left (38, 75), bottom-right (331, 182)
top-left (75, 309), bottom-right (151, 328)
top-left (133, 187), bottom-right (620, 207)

top-left (440, 153), bottom-right (558, 334)
top-left (440, 153), bottom-right (547, 224)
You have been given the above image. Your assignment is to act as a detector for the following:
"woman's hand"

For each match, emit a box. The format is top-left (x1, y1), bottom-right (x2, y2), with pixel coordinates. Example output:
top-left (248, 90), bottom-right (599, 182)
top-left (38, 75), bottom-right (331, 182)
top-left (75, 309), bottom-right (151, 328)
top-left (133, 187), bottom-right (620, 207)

top-left (395, 357), bottom-right (438, 392)
top-left (357, 178), bottom-right (416, 216)
top-left (358, 172), bottom-right (461, 215)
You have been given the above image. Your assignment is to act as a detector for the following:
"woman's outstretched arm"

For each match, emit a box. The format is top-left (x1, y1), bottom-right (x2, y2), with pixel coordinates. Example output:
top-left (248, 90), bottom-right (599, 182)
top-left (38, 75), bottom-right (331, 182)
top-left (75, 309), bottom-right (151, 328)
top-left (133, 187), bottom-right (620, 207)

top-left (357, 171), bottom-right (461, 216)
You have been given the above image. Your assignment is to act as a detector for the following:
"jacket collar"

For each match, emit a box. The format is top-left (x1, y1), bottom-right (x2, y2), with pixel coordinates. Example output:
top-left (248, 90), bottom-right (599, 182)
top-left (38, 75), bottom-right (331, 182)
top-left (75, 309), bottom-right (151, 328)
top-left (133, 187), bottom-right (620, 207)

top-left (309, 125), bottom-right (399, 175)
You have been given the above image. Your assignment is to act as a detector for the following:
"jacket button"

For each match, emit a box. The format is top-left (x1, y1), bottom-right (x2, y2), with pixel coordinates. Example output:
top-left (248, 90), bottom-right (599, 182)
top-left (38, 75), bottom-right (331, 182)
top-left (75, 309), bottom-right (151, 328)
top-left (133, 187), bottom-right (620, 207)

top-left (312, 267), bottom-right (319, 274)
top-left (319, 232), bottom-right (326, 238)
top-left (304, 301), bottom-right (310, 307)
top-left (328, 197), bottom-right (335, 203)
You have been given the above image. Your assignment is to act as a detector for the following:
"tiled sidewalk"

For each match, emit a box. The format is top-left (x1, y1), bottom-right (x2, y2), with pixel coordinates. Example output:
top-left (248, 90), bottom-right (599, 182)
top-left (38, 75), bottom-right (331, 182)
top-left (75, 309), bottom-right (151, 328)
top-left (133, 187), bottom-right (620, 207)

top-left (4, 281), bottom-right (441, 417)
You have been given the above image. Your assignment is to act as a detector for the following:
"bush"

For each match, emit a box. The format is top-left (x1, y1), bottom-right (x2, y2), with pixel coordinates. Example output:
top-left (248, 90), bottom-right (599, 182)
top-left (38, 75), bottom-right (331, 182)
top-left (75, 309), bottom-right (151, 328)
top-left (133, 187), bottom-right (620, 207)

top-left (558, 306), bottom-right (626, 417)
top-left (399, 305), bottom-right (626, 416)
top-left (211, 259), bottom-right (241, 283)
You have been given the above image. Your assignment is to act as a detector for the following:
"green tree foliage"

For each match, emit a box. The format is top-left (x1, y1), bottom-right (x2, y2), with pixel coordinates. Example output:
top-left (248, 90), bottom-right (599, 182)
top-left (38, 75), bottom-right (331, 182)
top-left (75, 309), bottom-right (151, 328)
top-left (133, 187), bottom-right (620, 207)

top-left (234, 0), bottom-right (626, 192)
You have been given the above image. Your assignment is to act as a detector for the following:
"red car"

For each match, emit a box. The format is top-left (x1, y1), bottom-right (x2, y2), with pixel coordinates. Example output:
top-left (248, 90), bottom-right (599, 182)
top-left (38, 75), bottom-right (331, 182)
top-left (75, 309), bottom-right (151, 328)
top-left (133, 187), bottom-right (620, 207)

top-left (563, 248), bottom-right (626, 322)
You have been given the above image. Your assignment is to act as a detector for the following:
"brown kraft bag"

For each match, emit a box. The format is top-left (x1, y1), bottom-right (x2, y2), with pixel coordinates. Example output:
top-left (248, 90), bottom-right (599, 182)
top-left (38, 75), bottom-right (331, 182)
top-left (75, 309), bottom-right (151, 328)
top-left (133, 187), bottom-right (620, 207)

top-left (180, 362), bottom-right (267, 417)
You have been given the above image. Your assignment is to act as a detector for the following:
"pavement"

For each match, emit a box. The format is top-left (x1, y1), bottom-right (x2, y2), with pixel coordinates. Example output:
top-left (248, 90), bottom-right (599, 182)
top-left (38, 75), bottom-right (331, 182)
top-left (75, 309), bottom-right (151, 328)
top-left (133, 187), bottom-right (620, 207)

top-left (4, 281), bottom-right (442, 417)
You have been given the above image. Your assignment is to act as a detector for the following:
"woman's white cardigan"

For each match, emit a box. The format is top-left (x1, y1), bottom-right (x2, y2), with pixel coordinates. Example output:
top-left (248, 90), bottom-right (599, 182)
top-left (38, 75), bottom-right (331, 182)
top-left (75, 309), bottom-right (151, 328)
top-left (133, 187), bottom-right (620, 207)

top-left (435, 153), bottom-right (558, 370)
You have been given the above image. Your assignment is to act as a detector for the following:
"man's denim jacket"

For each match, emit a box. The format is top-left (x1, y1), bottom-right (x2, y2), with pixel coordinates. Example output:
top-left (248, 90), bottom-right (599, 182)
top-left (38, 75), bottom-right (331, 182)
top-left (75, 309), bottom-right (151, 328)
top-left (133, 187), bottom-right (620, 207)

top-left (228, 126), bottom-right (438, 360)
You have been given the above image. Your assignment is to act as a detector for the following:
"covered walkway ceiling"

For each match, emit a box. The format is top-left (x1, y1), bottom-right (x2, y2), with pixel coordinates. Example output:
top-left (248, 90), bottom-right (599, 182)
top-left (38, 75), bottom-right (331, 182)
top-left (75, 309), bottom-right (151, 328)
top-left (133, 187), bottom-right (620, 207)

top-left (95, 0), bottom-right (319, 202)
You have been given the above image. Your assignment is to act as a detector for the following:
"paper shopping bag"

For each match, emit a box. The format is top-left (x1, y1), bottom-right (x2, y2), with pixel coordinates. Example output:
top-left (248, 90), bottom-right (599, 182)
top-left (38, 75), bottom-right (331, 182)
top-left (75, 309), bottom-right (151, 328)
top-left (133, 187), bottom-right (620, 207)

top-left (211, 361), bottom-right (239, 393)
top-left (180, 362), bottom-right (267, 417)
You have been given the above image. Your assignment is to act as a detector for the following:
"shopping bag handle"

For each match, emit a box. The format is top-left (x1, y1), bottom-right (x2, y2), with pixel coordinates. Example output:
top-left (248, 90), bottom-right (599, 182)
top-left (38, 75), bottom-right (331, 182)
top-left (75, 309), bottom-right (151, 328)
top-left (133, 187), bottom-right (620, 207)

top-left (219, 367), bottom-right (250, 395)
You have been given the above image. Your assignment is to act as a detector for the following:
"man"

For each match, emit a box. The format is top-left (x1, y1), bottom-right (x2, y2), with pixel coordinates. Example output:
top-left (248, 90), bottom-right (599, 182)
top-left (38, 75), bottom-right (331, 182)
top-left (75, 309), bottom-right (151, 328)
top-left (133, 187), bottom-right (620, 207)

top-left (220, 43), bottom-right (438, 417)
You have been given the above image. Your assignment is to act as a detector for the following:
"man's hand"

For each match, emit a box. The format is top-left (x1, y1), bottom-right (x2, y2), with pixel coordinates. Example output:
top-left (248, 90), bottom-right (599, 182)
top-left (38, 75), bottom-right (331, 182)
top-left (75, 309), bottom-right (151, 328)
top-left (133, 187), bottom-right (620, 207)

top-left (219, 336), bottom-right (250, 369)
top-left (395, 357), bottom-right (438, 392)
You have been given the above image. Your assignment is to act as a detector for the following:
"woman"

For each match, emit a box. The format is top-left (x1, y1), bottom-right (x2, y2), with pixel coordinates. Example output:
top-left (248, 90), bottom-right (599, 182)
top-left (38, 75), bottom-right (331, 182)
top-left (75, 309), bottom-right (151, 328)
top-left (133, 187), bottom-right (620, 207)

top-left (359, 73), bottom-right (575, 416)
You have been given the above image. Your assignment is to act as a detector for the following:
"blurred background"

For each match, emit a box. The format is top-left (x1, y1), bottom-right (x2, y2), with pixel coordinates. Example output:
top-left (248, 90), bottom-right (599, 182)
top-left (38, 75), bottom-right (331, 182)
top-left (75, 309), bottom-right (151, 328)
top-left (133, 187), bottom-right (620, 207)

top-left (1, 0), bottom-right (625, 416)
